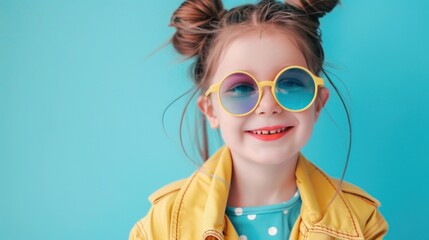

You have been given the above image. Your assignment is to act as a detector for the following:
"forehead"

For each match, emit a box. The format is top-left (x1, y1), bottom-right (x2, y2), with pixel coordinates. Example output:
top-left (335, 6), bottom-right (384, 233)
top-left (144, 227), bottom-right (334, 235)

top-left (211, 27), bottom-right (307, 83)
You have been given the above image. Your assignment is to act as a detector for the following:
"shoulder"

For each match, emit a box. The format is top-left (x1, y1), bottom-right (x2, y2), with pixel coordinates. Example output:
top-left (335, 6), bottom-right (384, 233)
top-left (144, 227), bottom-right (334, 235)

top-left (334, 179), bottom-right (381, 207)
top-left (148, 178), bottom-right (187, 204)
top-left (328, 177), bottom-right (389, 238)
top-left (319, 168), bottom-right (382, 212)
top-left (145, 178), bottom-right (188, 218)
top-left (129, 178), bottom-right (187, 240)
top-left (302, 157), bottom-right (381, 207)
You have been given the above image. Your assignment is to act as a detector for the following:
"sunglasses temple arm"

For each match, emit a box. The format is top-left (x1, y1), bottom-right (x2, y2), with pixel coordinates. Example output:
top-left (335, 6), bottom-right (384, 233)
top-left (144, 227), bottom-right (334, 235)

top-left (316, 76), bottom-right (325, 87)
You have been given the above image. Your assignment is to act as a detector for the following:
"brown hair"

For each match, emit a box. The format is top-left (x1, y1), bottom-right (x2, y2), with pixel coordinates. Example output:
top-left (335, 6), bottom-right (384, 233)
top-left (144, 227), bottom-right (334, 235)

top-left (168, 0), bottom-right (351, 173)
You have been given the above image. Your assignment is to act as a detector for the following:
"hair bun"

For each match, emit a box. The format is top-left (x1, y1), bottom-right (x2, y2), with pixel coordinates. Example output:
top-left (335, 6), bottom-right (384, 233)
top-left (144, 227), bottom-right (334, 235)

top-left (288, 0), bottom-right (340, 19)
top-left (170, 0), bottom-right (225, 58)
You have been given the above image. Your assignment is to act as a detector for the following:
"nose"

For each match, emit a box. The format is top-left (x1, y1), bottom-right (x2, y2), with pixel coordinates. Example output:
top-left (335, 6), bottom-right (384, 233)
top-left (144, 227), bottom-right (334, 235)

top-left (255, 86), bottom-right (282, 115)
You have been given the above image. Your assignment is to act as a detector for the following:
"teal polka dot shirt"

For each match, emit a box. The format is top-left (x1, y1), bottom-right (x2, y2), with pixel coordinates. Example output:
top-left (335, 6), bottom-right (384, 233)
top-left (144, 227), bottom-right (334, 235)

top-left (226, 191), bottom-right (301, 240)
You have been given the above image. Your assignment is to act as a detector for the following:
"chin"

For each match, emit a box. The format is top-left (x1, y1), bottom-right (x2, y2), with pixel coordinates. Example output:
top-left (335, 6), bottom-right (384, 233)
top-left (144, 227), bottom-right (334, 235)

top-left (249, 150), bottom-right (299, 166)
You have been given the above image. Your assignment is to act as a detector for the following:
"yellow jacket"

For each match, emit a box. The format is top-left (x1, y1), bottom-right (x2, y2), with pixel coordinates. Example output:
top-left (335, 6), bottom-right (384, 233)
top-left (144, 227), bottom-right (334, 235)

top-left (130, 146), bottom-right (388, 239)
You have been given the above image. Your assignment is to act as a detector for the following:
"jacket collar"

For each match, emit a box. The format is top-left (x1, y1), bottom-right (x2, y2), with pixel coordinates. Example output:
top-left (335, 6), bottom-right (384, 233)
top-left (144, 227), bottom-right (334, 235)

top-left (171, 146), bottom-right (364, 240)
top-left (170, 146), bottom-right (233, 239)
top-left (295, 156), bottom-right (365, 239)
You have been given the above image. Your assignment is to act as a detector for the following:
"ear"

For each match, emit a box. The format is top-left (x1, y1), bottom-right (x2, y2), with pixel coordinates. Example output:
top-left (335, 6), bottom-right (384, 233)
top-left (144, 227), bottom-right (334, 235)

top-left (314, 87), bottom-right (329, 121)
top-left (197, 95), bottom-right (219, 128)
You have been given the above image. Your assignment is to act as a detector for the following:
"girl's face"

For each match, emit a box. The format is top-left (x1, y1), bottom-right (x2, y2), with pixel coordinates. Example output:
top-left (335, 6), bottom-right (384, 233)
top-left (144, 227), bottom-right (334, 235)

top-left (198, 28), bottom-right (329, 166)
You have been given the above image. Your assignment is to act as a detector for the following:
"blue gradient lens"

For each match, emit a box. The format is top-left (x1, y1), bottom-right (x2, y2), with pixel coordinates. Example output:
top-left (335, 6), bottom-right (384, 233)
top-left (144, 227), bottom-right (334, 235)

top-left (275, 68), bottom-right (315, 110)
top-left (220, 73), bottom-right (259, 115)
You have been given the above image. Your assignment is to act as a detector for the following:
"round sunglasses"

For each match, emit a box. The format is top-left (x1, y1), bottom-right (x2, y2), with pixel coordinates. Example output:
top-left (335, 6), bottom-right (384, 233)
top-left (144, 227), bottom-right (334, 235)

top-left (204, 66), bottom-right (324, 116)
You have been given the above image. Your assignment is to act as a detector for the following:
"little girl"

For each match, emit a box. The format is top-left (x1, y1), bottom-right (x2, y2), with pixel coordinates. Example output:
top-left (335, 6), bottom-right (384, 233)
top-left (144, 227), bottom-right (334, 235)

top-left (130, 0), bottom-right (388, 239)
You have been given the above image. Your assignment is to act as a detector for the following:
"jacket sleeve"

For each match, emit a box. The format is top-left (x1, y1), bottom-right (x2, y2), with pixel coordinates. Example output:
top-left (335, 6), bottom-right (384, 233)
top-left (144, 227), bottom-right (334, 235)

top-left (129, 179), bottom-right (186, 240)
top-left (129, 204), bottom-right (171, 240)
top-left (363, 206), bottom-right (389, 239)
top-left (129, 217), bottom-right (148, 240)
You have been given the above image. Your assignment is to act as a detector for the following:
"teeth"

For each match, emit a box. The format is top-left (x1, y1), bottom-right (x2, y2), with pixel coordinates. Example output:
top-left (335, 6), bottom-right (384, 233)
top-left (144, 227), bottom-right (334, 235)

top-left (252, 127), bottom-right (290, 135)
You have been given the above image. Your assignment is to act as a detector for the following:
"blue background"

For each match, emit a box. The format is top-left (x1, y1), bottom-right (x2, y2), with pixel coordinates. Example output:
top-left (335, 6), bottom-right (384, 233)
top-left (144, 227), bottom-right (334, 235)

top-left (1, 0), bottom-right (428, 239)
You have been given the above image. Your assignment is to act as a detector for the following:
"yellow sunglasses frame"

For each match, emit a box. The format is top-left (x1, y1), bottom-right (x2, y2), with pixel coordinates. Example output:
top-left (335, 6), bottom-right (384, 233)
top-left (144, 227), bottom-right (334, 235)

top-left (204, 65), bottom-right (325, 116)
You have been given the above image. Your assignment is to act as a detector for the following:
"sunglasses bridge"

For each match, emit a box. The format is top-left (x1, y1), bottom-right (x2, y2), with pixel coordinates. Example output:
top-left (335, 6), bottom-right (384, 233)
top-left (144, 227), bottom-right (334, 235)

top-left (257, 81), bottom-right (276, 89)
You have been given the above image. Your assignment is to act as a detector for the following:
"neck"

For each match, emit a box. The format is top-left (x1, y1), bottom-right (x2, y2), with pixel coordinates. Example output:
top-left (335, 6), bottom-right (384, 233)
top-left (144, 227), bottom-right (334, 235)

top-left (227, 152), bottom-right (299, 207)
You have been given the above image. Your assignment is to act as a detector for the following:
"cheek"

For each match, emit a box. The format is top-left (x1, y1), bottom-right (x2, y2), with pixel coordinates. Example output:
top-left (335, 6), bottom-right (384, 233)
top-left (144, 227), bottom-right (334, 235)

top-left (216, 114), bottom-right (245, 146)
top-left (302, 104), bottom-right (318, 123)
top-left (218, 122), bottom-right (238, 149)
top-left (218, 115), bottom-right (241, 133)
top-left (295, 108), bottom-right (318, 138)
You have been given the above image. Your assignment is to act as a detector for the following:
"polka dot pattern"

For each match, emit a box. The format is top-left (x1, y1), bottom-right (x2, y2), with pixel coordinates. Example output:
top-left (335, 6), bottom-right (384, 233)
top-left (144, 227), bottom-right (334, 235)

top-left (226, 190), bottom-right (301, 239)
top-left (268, 226), bottom-right (278, 236)
top-left (235, 207), bottom-right (243, 216)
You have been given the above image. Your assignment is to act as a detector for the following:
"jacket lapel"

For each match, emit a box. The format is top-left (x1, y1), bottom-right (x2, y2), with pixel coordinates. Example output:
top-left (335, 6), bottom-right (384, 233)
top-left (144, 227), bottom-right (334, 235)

top-left (295, 154), bottom-right (365, 240)
top-left (170, 146), bottom-right (237, 240)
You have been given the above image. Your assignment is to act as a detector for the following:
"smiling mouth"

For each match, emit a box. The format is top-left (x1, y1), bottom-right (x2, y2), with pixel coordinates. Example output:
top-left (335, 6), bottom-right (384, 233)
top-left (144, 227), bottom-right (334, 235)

top-left (250, 126), bottom-right (292, 135)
